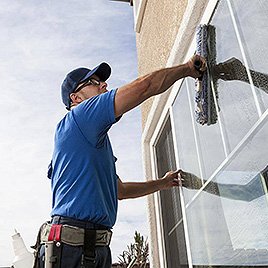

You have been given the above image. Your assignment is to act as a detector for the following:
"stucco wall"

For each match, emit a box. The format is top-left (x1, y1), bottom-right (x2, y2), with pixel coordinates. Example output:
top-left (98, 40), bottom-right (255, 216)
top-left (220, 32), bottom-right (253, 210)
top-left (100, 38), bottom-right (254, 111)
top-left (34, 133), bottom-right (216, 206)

top-left (135, 0), bottom-right (211, 266)
top-left (136, 0), bottom-right (188, 128)
top-left (135, 1), bottom-right (188, 267)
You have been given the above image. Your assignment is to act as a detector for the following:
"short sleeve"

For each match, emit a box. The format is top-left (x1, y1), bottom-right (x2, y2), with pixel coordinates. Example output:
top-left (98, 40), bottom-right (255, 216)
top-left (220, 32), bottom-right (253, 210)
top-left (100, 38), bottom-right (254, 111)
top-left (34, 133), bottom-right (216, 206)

top-left (72, 89), bottom-right (118, 147)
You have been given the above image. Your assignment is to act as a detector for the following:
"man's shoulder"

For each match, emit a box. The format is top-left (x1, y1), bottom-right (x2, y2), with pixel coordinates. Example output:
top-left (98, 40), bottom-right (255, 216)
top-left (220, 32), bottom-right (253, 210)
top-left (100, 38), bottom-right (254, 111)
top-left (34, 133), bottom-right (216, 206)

top-left (55, 112), bottom-right (73, 132)
top-left (81, 89), bottom-right (117, 109)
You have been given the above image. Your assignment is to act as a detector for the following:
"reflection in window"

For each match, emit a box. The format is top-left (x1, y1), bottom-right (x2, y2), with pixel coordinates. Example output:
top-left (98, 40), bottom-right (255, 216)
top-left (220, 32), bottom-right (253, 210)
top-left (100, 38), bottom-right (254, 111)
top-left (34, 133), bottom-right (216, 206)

top-left (155, 117), bottom-right (188, 268)
top-left (227, 0), bottom-right (268, 112)
top-left (186, 78), bottom-right (226, 179)
top-left (182, 165), bottom-right (268, 202)
top-left (209, 0), bottom-right (260, 152)
top-left (172, 81), bottom-right (202, 204)
top-left (168, 0), bottom-right (268, 267)
top-left (183, 115), bottom-right (268, 266)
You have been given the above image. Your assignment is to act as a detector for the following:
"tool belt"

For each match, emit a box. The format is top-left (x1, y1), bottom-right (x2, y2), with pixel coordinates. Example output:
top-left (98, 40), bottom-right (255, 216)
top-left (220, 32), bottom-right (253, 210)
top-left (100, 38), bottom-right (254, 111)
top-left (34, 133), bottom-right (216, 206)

top-left (40, 222), bottom-right (112, 247)
top-left (32, 222), bottom-right (112, 268)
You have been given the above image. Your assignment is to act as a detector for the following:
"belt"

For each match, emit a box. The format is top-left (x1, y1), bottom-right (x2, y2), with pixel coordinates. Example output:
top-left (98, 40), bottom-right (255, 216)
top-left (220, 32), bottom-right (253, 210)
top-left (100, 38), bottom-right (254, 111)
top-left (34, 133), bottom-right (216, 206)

top-left (40, 222), bottom-right (112, 247)
top-left (51, 215), bottom-right (110, 230)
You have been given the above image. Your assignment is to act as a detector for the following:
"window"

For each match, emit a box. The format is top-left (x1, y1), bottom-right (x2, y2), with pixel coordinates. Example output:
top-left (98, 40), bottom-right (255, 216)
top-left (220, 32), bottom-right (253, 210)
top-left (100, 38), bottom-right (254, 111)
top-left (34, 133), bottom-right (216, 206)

top-left (185, 119), bottom-right (268, 266)
top-left (153, 0), bottom-right (268, 267)
top-left (155, 117), bottom-right (188, 268)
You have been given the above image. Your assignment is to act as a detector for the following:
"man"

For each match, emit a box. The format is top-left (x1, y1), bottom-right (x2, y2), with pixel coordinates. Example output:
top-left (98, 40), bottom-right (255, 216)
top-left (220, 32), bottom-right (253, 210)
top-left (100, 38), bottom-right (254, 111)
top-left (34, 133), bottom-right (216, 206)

top-left (39, 55), bottom-right (206, 268)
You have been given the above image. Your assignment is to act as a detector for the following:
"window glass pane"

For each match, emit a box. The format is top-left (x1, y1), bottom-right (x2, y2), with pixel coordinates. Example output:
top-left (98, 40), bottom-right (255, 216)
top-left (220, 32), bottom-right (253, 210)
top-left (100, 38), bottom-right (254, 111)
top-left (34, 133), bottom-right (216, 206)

top-left (209, 0), bottom-right (260, 151)
top-left (155, 118), bottom-right (188, 267)
top-left (186, 78), bottom-right (226, 179)
top-left (228, 0), bottom-right (268, 112)
top-left (185, 116), bottom-right (268, 266)
top-left (172, 82), bottom-right (201, 203)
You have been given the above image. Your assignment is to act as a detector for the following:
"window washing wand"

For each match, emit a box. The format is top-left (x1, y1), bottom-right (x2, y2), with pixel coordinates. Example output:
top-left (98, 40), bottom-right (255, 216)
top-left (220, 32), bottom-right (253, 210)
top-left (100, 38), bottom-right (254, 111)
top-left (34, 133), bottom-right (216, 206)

top-left (194, 24), bottom-right (219, 126)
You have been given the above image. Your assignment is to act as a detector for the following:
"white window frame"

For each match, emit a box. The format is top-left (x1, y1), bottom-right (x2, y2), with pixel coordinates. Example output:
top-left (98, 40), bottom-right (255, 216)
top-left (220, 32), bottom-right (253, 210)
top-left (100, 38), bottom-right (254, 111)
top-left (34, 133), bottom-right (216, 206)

top-left (150, 113), bottom-right (171, 268)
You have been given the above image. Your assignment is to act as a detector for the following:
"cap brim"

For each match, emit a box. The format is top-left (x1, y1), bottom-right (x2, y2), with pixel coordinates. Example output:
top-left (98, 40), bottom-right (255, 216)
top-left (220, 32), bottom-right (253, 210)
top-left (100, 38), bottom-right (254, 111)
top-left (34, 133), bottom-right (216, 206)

top-left (81, 62), bottom-right (111, 82)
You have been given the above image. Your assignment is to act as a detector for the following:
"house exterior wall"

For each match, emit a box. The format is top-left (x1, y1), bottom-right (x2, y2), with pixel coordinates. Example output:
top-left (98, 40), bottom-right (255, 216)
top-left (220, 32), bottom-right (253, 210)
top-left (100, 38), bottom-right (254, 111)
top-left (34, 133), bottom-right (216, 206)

top-left (135, 0), bottom-right (209, 266)
top-left (135, 0), bottom-right (268, 267)
top-left (135, 0), bottom-right (188, 128)
top-left (134, 1), bottom-right (187, 266)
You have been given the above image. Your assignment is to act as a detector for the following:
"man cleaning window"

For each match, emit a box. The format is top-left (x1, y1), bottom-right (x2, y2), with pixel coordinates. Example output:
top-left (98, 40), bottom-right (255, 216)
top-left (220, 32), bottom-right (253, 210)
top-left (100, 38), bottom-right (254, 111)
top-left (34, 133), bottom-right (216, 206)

top-left (36, 54), bottom-right (205, 268)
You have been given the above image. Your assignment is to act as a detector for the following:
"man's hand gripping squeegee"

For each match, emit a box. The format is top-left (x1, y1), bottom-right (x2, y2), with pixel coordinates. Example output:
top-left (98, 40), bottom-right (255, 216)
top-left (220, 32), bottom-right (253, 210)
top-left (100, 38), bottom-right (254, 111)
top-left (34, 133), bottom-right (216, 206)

top-left (194, 58), bottom-right (206, 80)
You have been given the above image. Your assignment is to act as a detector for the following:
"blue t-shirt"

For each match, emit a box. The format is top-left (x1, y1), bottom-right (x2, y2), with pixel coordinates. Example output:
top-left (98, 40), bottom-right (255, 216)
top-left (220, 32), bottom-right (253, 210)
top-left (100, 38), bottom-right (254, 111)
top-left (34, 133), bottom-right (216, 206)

top-left (50, 89), bottom-right (119, 228)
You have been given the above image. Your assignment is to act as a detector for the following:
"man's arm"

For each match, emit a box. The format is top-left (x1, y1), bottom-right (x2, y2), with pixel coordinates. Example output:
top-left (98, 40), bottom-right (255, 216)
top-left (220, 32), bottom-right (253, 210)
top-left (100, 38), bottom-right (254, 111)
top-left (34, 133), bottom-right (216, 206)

top-left (114, 55), bottom-right (206, 118)
top-left (180, 169), bottom-right (265, 202)
top-left (118, 170), bottom-right (182, 200)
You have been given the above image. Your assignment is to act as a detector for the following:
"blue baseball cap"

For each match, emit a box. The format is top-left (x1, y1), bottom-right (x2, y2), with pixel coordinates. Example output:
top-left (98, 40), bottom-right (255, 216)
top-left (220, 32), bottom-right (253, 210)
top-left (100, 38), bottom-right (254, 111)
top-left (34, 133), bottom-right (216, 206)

top-left (61, 62), bottom-right (111, 110)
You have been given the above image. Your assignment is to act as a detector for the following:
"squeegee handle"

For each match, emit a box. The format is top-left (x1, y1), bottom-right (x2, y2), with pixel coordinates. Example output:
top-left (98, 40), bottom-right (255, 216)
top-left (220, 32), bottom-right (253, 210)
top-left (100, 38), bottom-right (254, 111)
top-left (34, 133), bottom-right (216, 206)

top-left (194, 59), bottom-right (204, 81)
top-left (194, 59), bottom-right (202, 70)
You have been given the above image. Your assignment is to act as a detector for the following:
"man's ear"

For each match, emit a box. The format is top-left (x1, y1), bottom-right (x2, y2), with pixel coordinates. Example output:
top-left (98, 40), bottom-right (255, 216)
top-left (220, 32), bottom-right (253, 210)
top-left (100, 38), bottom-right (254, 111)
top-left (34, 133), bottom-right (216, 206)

top-left (70, 93), bottom-right (82, 104)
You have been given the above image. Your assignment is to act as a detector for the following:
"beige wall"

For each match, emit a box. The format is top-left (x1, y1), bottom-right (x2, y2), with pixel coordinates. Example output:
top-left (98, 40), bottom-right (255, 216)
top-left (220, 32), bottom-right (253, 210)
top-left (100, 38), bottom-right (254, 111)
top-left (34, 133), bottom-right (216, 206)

top-left (136, 1), bottom-right (212, 266)
top-left (135, 1), bottom-right (187, 266)
top-left (136, 0), bottom-right (209, 266)
top-left (135, 0), bottom-right (188, 128)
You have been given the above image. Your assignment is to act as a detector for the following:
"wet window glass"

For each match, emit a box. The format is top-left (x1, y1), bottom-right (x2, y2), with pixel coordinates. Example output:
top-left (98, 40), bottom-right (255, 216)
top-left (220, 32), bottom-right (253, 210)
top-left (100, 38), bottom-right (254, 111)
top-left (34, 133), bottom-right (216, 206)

top-left (184, 116), bottom-right (268, 266)
top-left (228, 0), bottom-right (268, 112)
top-left (186, 78), bottom-right (226, 179)
top-left (172, 81), bottom-right (202, 203)
top-left (209, 0), bottom-right (260, 152)
top-left (155, 118), bottom-right (188, 268)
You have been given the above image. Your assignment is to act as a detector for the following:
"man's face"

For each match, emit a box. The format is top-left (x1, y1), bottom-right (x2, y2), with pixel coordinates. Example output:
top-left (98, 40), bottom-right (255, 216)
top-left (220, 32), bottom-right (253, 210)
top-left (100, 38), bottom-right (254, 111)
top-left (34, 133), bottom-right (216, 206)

top-left (71, 74), bottom-right (108, 102)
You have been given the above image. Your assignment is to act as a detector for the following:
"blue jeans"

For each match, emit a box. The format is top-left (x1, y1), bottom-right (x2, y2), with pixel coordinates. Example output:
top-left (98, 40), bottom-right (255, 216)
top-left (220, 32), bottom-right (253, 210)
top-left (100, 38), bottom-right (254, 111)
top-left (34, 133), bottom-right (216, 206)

top-left (38, 216), bottom-right (112, 268)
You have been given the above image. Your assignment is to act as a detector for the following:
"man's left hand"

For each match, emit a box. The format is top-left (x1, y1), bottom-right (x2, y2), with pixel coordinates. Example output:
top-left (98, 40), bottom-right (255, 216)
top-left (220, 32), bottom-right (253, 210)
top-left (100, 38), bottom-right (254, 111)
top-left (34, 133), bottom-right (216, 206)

top-left (160, 170), bottom-right (183, 190)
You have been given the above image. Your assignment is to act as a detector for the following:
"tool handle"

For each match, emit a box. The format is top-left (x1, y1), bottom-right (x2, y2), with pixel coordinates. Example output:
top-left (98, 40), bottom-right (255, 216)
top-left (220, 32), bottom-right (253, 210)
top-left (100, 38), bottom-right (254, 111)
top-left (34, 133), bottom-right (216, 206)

top-left (194, 59), bottom-right (202, 70)
top-left (194, 59), bottom-right (204, 81)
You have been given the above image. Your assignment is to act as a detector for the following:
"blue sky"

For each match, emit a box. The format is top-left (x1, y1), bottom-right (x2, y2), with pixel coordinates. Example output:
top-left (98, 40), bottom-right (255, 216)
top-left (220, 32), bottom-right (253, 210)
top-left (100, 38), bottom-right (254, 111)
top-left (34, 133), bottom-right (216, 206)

top-left (0, 0), bottom-right (148, 265)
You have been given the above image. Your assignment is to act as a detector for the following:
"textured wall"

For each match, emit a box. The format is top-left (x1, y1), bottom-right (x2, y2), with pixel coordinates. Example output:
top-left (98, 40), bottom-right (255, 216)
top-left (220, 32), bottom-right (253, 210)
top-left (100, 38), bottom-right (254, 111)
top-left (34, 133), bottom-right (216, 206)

top-left (136, 0), bottom-right (188, 128)
top-left (136, 0), bottom-right (211, 266)
top-left (135, 0), bottom-right (187, 266)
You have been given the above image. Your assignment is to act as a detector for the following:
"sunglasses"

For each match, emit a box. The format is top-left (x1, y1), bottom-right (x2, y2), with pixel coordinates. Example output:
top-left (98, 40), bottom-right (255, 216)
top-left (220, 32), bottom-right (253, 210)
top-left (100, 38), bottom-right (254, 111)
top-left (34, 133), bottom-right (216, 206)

top-left (74, 78), bottom-right (101, 93)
